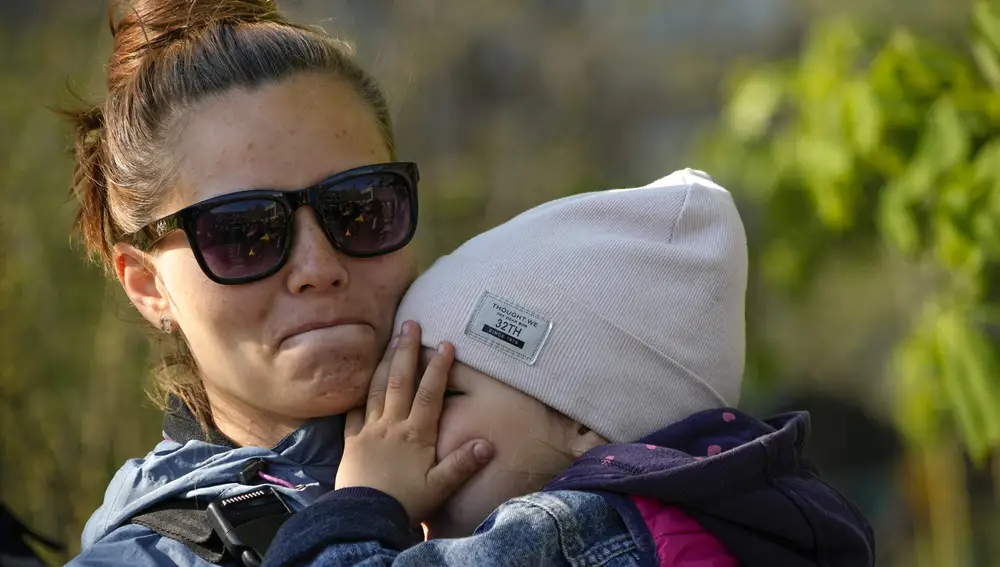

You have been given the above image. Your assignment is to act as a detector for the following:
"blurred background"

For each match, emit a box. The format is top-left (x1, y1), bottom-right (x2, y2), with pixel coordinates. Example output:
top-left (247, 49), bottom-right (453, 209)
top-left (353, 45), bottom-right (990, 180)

top-left (2, 0), bottom-right (999, 565)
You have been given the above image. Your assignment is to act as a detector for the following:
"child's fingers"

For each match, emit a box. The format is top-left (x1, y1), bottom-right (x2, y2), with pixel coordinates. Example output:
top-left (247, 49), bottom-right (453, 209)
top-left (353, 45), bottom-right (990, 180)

top-left (408, 342), bottom-right (454, 428)
top-left (426, 439), bottom-right (494, 500)
top-left (344, 408), bottom-right (365, 437)
top-left (383, 321), bottom-right (422, 420)
top-left (365, 334), bottom-right (398, 422)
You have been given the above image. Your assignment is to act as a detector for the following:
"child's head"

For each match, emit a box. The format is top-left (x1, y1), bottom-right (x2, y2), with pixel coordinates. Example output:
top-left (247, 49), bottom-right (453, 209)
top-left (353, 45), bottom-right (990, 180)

top-left (414, 348), bottom-right (597, 538)
top-left (396, 169), bottom-right (748, 536)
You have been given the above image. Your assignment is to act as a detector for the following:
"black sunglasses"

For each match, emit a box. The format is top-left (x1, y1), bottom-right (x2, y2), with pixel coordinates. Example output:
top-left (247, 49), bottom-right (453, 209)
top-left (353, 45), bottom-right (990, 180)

top-left (127, 162), bottom-right (419, 285)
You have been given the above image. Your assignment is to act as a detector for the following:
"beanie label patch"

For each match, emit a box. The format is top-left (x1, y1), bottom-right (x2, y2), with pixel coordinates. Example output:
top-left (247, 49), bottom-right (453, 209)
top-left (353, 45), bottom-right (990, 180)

top-left (464, 292), bottom-right (552, 365)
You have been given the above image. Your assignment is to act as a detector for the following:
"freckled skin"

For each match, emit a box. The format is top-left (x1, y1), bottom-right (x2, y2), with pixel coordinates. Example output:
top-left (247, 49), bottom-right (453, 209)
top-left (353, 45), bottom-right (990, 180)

top-left (148, 73), bottom-right (417, 442)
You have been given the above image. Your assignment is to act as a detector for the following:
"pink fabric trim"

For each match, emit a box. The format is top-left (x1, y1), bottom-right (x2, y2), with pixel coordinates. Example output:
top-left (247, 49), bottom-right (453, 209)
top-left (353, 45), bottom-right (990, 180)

top-left (630, 496), bottom-right (739, 567)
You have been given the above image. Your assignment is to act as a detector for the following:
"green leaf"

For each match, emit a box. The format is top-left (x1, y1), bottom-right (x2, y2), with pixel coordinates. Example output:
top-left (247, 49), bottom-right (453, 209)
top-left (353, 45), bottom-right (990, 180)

top-left (935, 329), bottom-right (987, 458)
top-left (725, 70), bottom-right (786, 141)
top-left (811, 179), bottom-right (855, 231)
top-left (958, 328), bottom-right (1000, 450)
top-left (933, 308), bottom-right (1000, 462)
top-left (972, 139), bottom-right (1000, 183)
top-left (971, 38), bottom-right (1000, 89)
top-left (800, 18), bottom-right (864, 89)
top-left (934, 211), bottom-right (982, 271)
top-left (770, 129), bottom-right (802, 180)
top-left (892, 326), bottom-right (943, 448)
top-left (883, 31), bottom-right (971, 97)
top-left (879, 190), bottom-right (921, 255)
top-left (940, 168), bottom-right (980, 218)
top-left (972, 207), bottom-right (1000, 259)
top-left (796, 136), bottom-right (856, 229)
top-left (844, 80), bottom-right (882, 154)
top-left (973, 0), bottom-right (1000, 54)
top-left (972, 173), bottom-right (1000, 259)
top-left (913, 98), bottom-right (969, 177)
top-left (868, 41), bottom-right (921, 127)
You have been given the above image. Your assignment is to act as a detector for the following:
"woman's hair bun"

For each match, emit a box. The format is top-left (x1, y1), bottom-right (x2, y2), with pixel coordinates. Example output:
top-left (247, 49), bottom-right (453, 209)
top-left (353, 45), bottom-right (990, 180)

top-left (108, 0), bottom-right (286, 89)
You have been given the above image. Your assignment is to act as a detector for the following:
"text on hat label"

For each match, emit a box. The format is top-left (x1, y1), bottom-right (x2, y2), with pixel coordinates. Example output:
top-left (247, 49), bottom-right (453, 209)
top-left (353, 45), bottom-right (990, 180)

top-left (464, 292), bottom-right (552, 365)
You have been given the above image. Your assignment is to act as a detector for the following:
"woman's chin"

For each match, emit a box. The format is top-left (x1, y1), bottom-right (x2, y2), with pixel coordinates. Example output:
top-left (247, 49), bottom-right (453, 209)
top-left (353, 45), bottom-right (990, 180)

top-left (277, 347), bottom-right (376, 401)
top-left (277, 326), bottom-right (378, 371)
top-left (297, 380), bottom-right (368, 418)
top-left (265, 367), bottom-right (369, 419)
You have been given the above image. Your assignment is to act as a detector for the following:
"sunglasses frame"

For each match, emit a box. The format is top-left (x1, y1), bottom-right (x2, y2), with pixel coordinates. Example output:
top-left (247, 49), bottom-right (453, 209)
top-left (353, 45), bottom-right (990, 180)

top-left (127, 162), bottom-right (419, 285)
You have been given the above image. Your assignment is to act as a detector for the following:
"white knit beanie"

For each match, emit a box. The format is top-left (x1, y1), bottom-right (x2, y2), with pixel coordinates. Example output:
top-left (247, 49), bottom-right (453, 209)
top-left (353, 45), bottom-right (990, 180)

top-left (395, 169), bottom-right (748, 443)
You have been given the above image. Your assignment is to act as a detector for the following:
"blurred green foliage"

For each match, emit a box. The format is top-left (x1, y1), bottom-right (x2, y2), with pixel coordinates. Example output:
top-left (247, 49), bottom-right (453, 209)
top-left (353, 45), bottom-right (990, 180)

top-left (701, 0), bottom-right (1000, 463)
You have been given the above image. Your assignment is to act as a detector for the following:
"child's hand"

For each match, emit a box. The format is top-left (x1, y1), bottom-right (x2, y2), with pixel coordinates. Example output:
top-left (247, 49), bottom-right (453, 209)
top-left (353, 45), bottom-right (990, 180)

top-left (335, 321), bottom-right (494, 523)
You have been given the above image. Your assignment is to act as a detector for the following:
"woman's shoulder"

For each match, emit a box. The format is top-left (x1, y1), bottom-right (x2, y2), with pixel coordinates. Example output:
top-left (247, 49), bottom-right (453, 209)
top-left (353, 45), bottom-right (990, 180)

top-left (81, 437), bottom-right (250, 547)
top-left (69, 522), bottom-right (226, 567)
top-left (81, 431), bottom-right (336, 557)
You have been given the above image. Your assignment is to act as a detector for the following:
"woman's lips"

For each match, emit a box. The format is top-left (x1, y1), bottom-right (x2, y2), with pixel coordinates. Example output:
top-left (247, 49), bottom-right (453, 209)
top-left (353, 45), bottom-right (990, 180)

top-left (278, 318), bottom-right (372, 349)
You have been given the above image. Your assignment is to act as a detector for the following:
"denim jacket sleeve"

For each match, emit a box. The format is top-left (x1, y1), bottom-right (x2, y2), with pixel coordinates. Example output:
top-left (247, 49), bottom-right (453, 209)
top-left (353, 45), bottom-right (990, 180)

top-left (262, 488), bottom-right (642, 567)
top-left (65, 523), bottom-right (230, 567)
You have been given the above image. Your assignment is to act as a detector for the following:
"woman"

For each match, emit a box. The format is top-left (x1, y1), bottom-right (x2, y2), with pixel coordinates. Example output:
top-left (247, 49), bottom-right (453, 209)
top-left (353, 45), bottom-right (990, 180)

top-left (66, 1), bottom-right (491, 565)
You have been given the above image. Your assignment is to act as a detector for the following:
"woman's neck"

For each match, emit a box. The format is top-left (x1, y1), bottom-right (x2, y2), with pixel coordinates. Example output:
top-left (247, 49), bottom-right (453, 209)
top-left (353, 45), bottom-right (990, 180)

top-left (206, 389), bottom-right (306, 448)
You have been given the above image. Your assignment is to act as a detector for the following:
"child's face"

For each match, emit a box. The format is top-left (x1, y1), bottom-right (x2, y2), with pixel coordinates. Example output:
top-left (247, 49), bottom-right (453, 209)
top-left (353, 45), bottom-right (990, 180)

top-left (418, 348), bottom-right (580, 539)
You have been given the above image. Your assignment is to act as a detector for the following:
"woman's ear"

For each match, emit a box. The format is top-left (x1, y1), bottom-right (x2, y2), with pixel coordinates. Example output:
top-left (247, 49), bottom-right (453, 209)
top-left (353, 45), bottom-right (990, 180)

top-left (567, 422), bottom-right (609, 456)
top-left (114, 242), bottom-right (171, 327)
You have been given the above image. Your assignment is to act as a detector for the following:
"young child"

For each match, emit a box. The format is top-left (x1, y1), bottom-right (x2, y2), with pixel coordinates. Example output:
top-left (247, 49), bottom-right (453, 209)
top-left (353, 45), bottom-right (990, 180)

top-left (263, 170), bottom-right (876, 566)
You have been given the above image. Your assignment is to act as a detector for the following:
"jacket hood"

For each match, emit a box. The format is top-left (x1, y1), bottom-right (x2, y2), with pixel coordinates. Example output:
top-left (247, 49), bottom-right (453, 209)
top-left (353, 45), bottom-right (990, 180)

top-left (80, 403), bottom-right (344, 550)
top-left (544, 408), bottom-right (875, 567)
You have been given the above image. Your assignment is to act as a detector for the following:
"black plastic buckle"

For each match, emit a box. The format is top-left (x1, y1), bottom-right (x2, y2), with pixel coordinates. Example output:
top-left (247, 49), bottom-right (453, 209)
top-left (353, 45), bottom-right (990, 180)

top-left (207, 486), bottom-right (293, 567)
top-left (239, 459), bottom-right (267, 485)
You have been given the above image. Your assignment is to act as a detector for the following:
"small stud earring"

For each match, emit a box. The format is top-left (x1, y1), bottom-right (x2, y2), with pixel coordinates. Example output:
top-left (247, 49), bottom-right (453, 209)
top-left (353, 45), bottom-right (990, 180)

top-left (158, 315), bottom-right (174, 334)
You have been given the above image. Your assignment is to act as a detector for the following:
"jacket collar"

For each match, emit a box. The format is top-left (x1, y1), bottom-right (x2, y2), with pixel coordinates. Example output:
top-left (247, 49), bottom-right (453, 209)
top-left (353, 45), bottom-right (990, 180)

top-left (162, 395), bottom-right (345, 468)
top-left (163, 396), bottom-right (239, 449)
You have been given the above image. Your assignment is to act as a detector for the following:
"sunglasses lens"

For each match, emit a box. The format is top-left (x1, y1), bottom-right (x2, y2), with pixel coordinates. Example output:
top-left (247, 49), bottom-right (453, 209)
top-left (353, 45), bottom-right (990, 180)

top-left (315, 172), bottom-right (414, 256)
top-left (193, 199), bottom-right (289, 281)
